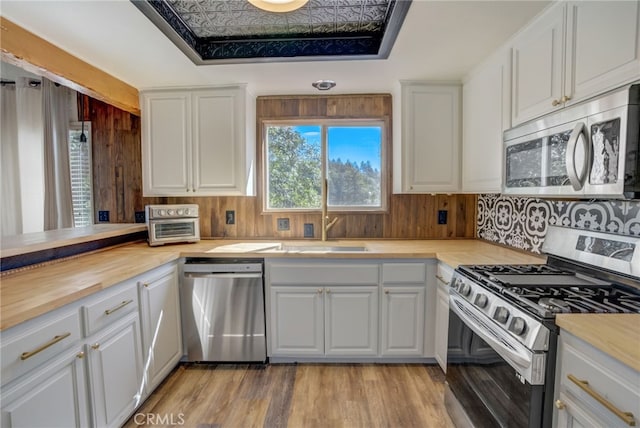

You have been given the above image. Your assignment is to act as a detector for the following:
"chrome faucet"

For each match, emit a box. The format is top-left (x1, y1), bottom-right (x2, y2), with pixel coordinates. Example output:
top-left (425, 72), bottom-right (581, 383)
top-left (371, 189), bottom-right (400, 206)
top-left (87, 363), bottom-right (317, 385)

top-left (322, 179), bottom-right (338, 241)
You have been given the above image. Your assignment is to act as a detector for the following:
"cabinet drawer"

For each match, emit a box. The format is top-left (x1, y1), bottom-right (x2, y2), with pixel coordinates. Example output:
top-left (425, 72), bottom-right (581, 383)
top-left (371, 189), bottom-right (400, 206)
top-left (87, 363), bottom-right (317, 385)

top-left (559, 333), bottom-right (640, 427)
top-left (382, 263), bottom-right (425, 283)
top-left (1, 309), bottom-right (82, 386)
top-left (269, 263), bottom-right (379, 285)
top-left (83, 283), bottom-right (138, 337)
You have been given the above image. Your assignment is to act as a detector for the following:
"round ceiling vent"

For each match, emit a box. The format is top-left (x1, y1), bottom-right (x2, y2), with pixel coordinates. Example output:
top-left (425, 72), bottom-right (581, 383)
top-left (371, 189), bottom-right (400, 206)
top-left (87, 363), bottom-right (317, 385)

top-left (312, 80), bottom-right (337, 91)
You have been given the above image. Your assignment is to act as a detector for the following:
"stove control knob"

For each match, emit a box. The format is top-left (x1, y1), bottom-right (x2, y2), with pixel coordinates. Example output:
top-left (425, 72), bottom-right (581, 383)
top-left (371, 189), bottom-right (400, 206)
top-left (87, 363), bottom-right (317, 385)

top-left (508, 317), bottom-right (527, 336)
top-left (458, 282), bottom-right (471, 297)
top-left (158, 209), bottom-right (166, 217)
top-left (493, 306), bottom-right (510, 324)
top-left (177, 209), bottom-right (184, 216)
top-left (183, 208), bottom-right (191, 216)
top-left (451, 278), bottom-right (461, 291)
top-left (167, 209), bottom-right (175, 216)
top-left (474, 294), bottom-right (488, 308)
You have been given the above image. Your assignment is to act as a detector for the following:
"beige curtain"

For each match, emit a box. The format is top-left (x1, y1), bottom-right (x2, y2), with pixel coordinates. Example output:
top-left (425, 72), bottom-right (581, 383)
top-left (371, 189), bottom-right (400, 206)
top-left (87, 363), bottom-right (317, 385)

top-left (42, 78), bottom-right (74, 230)
top-left (1, 78), bottom-right (45, 236)
top-left (1, 84), bottom-right (22, 236)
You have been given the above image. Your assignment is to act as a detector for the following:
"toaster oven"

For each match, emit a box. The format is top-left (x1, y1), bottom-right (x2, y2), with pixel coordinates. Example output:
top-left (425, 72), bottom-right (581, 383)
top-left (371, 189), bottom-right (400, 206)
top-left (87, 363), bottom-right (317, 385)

top-left (145, 204), bottom-right (200, 246)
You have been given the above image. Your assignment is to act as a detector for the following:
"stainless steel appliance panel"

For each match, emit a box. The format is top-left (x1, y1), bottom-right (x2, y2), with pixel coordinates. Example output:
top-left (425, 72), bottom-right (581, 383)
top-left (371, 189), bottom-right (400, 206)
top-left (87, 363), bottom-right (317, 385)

top-left (503, 83), bottom-right (640, 198)
top-left (181, 261), bottom-right (266, 362)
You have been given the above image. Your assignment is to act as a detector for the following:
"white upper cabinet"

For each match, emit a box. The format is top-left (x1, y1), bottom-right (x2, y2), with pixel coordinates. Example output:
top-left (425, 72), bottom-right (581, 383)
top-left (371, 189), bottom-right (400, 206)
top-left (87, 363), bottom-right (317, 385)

top-left (511, 1), bottom-right (640, 126)
top-left (564, 1), bottom-right (640, 105)
top-left (141, 85), bottom-right (256, 197)
top-left (511, 3), bottom-right (566, 125)
top-left (141, 91), bottom-right (191, 195)
top-left (399, 82), bottom-right (461, 193)
top-left (462, 48), bottom-right (511, 193)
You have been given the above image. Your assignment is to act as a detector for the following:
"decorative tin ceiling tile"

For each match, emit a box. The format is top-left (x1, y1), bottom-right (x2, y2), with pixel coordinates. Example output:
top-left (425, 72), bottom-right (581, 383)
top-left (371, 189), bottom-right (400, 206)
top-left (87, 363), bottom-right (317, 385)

top-left (131, 0), bottom-right (412, 64)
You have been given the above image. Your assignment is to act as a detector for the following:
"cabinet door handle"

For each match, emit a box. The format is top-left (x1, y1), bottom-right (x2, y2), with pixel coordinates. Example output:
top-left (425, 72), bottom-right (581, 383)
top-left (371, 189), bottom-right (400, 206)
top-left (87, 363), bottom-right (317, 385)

top-left (435, 275), bottom-right (450, 285)
top-left (104, 299), bottom-right (133, 315)
top-left (142, 282), bottom-right (150, 288)
top-left (92, 343), bottom-right (100, 350)
top-left (325, 289), bottom-right (331, 294)
top-left (76, 351), bottom-right (85, 359)
top-left (384, 289), bottom-right (390, 295)
top-left (552, 99), bottom-right (561, 106)
top-left (555, 399), bottom-right (566, 410)
top-left (561, 95), bottom-right (571, 103)
top-left (20, 332), bottom-right (71, 360)
top-left (567, 374), bottom-right (636, 426)
top-left (317, 288), bottom-right (323, 294)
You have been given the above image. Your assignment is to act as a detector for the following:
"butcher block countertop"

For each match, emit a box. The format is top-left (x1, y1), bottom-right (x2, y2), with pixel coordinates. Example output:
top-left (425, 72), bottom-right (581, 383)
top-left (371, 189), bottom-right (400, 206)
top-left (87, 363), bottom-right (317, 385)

top-left (556, 314), bottom-right (640, 372)
top-left (0, 238), bottom-right (545, 331)
top-left (0, 223), bottom-right (146, 258)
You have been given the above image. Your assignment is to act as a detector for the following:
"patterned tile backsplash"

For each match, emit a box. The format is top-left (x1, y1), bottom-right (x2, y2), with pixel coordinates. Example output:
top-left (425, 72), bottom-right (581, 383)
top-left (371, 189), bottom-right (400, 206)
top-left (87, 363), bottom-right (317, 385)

top-left (477, 194), bottom-right (640, 254)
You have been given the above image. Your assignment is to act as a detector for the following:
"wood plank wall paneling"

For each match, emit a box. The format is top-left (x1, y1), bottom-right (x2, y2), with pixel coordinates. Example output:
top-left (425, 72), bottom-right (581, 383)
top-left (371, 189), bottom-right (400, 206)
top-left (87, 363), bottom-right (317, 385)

top-left (142, 94), bottom-right (477, 239)
top-left (90, 97), bottom-right (144, 224)
top-left (90, 92), bottom-right (476, 238)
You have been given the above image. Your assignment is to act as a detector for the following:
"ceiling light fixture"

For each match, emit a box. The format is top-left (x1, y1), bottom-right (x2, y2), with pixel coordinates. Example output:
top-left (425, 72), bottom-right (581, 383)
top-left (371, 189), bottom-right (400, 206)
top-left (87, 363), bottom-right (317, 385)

top-left (312, 80), bottom-right (336, 91)
top-left (248, 0), bottom-right (308, 13)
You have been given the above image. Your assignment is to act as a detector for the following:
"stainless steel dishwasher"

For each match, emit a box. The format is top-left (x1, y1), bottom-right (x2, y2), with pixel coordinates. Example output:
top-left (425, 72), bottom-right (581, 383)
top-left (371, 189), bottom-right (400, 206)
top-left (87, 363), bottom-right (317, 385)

top-left (181, 259), bottom-right (266, 363)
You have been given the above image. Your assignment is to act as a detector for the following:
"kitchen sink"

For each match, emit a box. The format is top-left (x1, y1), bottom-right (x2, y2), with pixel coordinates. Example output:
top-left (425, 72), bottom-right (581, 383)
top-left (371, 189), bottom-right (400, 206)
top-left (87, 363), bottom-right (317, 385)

top-left (264, 244), bottom-right (368, 253)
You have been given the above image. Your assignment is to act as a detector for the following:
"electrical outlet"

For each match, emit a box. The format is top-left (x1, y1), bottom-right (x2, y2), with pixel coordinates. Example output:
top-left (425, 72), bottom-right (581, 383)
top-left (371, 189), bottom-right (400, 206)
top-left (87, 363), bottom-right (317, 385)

top-left (438, 210), bottom-right (448, 225)
top-left (304, 223), bottom-right (314, 238)
top-left (98, 210), bottom-right (110, 222)
top-left (134, 211), bottom-right (145, 223)
top-left (226, 210), bottom-right (235, 225)
top-left (277, 218), bottom-right (290, 231)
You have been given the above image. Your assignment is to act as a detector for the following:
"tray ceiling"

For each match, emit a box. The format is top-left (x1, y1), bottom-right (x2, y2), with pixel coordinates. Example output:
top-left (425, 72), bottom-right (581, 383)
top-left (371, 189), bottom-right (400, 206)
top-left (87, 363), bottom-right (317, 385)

top-left (131, 0), bottom-right (412, 64)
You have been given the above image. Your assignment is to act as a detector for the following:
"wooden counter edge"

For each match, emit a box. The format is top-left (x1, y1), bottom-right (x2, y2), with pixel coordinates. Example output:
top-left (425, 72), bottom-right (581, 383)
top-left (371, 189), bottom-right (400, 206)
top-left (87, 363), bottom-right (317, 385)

top-left (556, 314), bottom-right (640, 372)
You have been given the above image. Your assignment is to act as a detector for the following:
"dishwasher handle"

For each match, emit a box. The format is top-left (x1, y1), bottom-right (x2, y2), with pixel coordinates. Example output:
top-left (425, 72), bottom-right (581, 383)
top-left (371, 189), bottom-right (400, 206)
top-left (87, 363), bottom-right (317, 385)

top-left (184, 272), bottom-right (263, 279)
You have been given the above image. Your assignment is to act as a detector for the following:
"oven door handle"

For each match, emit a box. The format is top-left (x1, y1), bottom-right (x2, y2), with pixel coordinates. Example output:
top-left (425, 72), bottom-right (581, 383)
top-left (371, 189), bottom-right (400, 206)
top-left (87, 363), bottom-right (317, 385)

top-left (450, 294), bottom-right (532, 371)
top-left (184, 272), bottom-right (263, 279)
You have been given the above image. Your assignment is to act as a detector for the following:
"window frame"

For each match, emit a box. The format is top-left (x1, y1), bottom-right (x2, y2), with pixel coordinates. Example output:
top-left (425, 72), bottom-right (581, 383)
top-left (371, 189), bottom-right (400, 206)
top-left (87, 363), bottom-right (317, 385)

top-left (261, 118), bottom-right (388, 213)
top-left (68, 121), bottom-right (94, 227)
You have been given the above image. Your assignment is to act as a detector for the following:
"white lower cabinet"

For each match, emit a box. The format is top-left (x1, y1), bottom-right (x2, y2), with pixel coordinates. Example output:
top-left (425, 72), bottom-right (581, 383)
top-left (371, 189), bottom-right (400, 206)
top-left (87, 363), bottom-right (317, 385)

top-left (1, 345), bottom-right (89, 428)
top-left (267, 259), bottom-right (432, 361)
top-left (269, 285), bottom-right (378, 357)
top-left (434, 262), bottom-right (453, 371)
top-left (1, 262), bottom-right (181, 428)
top-left (137, 264), bottom-right (182, 394)
top-left (380, 286), bottom-right (424, 356)
top-left (270, 286), bottom-right (324, 356)
top-left (325, 287), bottom-right (378, 356)
top-left (554, 330), bottom-right (640, 428)
top-left (86, 311), bottom-right (143, 428)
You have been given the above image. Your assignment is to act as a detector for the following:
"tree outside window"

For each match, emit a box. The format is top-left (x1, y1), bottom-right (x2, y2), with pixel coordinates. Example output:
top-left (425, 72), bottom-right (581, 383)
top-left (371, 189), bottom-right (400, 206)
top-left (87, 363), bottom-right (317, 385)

top-left (265, 121), bottom-right (384, 211)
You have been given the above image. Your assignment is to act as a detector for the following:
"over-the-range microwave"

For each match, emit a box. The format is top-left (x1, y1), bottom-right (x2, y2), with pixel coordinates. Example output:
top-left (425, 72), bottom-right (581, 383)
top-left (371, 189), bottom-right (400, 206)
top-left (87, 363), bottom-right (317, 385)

top-left (503, 83), bottom-right (639, 199)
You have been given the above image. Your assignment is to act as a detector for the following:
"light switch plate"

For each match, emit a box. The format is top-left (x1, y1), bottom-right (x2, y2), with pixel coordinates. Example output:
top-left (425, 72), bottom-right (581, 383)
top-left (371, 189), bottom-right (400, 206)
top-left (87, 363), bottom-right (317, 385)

top-left (438, 210), bottom-right (448, 225)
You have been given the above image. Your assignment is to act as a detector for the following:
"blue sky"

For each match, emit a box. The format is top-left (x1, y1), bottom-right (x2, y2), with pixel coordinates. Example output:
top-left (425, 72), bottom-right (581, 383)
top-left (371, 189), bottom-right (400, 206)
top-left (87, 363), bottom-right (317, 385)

top-left (295, 125), bottom-right (382, 168)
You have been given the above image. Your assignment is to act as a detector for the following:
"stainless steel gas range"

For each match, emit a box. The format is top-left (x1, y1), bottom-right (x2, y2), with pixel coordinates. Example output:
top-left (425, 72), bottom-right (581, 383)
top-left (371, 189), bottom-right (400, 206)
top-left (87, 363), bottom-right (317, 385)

top-left (445, 226), bottom-right (640, 428)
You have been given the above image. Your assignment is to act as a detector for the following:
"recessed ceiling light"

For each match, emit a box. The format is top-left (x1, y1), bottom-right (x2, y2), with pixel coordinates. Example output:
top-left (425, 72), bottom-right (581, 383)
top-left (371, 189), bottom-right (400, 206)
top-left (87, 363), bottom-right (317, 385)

top-left (312, 80), bottom-right (337, 91)
top-left (248, 0), bottom-right (309, 13)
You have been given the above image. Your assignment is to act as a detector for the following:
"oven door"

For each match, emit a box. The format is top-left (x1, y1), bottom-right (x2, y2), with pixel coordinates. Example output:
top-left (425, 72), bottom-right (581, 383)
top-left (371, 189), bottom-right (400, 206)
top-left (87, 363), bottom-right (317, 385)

top-left (445, 294), bottom-right (548, 428)
top-left (149, 218), bottom-right (200, 246)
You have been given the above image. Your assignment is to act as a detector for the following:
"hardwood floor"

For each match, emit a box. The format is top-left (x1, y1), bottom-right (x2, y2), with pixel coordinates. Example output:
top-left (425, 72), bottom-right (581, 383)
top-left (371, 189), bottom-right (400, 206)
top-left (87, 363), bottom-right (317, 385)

top-left (124, 363), bottom-right (454, 428)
